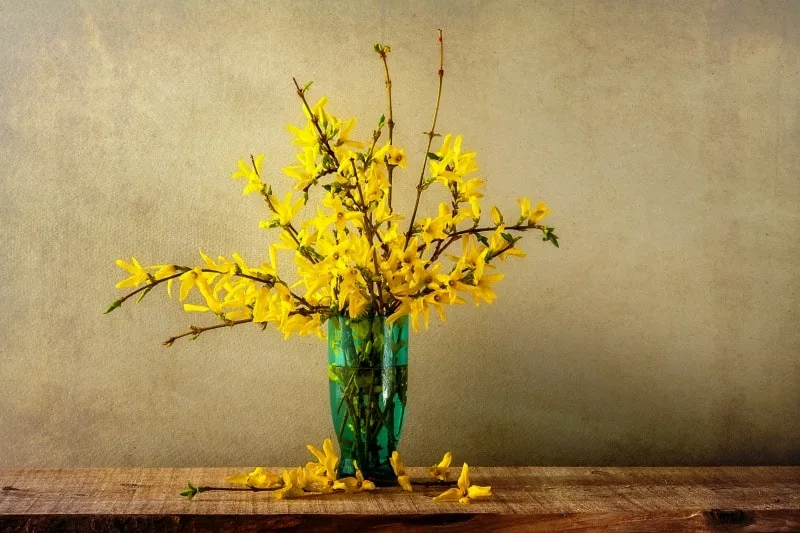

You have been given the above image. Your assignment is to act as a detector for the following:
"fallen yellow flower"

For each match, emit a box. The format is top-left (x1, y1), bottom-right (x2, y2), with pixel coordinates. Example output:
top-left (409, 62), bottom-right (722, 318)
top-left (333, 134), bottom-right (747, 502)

top-left (273, 468), bottom-right (307, 499)
top-left (429, 451), bottom-right (452, 481)
top-left (390, 451), bottom-right (413, 492)
top-left (333, 461), bottom-right (376, 493)
top-left (432, 463), bottom-right (492, 504)
top-left (305, 438), bottom-right (339, 492)
top-left (226, 466), bottom-right (282, 489)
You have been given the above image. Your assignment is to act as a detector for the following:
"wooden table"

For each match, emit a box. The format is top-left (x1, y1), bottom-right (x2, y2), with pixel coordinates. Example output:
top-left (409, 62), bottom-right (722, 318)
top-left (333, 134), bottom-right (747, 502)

top-left (0, 467), bottom-right (798, 531)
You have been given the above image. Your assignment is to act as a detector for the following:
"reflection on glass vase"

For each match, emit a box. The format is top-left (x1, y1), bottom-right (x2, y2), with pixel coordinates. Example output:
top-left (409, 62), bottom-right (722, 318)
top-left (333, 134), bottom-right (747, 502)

top-left (327, 314), bottom-right (409, 485)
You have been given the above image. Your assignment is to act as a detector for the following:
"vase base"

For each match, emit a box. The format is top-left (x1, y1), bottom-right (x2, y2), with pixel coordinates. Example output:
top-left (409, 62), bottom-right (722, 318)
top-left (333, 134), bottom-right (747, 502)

top-left (337, 464), bottom-right (398, 487)
top-left (369, 477), bottom-right (400, 488)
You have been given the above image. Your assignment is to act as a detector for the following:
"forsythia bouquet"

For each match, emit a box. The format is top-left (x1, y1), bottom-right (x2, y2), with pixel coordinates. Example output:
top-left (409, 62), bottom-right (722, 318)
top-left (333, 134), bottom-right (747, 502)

top-left (109, 33), bottom-right (559, 501)
top-left (107, 36), bottom-right (558, 346)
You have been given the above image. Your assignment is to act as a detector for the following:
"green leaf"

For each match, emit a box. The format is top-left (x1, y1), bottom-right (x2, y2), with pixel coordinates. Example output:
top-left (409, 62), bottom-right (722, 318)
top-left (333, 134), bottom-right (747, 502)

top-left (426, 152), bottom-right (443, 161)
top-left (104, 299), bottom-right (122, 314)
top-left (501, 232), bottom-right (514, 244)
top-left (421, 177), bottom-right (436, 190)
top-left (136, 286), bottom-right (153, 304)
top-left (541, 226), bottom-right (560, 248)
top-left (302, 80), bottom-right (313, 93)
top-left (179, 481), bottom-right (199, 500)
top-left (378, 114), bottom-right (385, 128)
top-left (475, 233), bottom-right (490, 247)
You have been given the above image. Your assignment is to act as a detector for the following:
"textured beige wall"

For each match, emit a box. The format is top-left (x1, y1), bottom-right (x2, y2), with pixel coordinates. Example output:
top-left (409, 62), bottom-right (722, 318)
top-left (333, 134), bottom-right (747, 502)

top-left (1, 0), bottom-right (798, 468)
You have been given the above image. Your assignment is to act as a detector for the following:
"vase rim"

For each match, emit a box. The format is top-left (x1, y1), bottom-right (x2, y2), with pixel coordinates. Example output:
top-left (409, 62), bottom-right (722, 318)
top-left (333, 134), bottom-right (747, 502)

top-left (328, 313), bottom-right (408, 323)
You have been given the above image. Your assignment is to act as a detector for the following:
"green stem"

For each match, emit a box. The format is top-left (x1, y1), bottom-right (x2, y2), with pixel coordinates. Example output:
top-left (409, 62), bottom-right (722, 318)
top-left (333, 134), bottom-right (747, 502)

top-left (336, 369), bottom-right (357, 415)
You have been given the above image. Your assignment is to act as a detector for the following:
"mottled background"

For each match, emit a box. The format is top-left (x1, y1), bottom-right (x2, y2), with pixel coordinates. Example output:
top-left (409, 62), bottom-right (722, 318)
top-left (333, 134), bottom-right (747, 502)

top-left (1, 1), bottom-right (798, 468)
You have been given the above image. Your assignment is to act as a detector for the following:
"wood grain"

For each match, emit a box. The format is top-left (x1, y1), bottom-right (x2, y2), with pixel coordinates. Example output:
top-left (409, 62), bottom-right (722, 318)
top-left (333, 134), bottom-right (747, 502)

top-left (0, 467), bottom-right (798, 532)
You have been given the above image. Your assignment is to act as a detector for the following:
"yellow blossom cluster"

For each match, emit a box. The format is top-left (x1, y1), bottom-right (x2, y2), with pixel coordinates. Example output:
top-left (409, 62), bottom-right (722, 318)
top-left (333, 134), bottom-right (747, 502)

top-left (109, 42), bottom-right (557, 344)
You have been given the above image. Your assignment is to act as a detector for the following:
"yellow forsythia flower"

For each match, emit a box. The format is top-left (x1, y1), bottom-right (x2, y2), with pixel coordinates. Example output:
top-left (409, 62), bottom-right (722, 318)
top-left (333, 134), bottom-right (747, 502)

top-left (433, 463), bottom-right (492, 504)
top-left (305, 438), bottom-right (339, 492)
top-left (226, 466), bottom-right (282, 489)
top-left (273, 468), bottom-right (307, 499)
top-left (268, 191), bottom-right (304, 226)
top-left (518, 196), bottom-right (551, 224)
top-left (231, 154), bottom-right (265, 196)
top-left (491, 206), bottom-right (503, 226)
top-left (114, 257), bottom-right (149, 288)
top-left (429, 451), bottom-right (452, 481)
top-left (333, 461), bottom-right (376, 493)
top-left (386, 145), bottom-right (407, 168)
top-left (390, 451), bottom-right (413, 492)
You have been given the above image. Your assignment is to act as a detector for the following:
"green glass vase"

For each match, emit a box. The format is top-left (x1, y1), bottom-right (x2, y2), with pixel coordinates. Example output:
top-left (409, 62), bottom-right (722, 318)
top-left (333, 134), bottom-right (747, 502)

top-left (327, 314), bottom-right (409, 484)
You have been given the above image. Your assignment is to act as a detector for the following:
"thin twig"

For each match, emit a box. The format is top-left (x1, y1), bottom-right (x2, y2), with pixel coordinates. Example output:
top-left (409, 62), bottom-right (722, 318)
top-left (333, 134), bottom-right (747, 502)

top-left (405, 29), bottom-right (445, 245)
top-left (163, 319), bottom-right (253, 346)
top-left (197, 486), bottom-right (281, 492)
top-left (114, 270), bottom-right (188, 307)
top-left (410, 479), bottom-right (458, 487)
top-left (291, 78), bottom-right (340, 168)
top-left (378, 47), bottom-right (395, 209)
top-left (430, 223), bottom-right (541, 261)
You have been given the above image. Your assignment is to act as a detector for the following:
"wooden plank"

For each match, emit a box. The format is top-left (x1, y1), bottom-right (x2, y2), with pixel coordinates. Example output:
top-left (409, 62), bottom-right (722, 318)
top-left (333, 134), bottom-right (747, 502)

top-left (0, 467), bottom-right (798, 532)
top-left (1, 512), bottom-right (799, 533)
